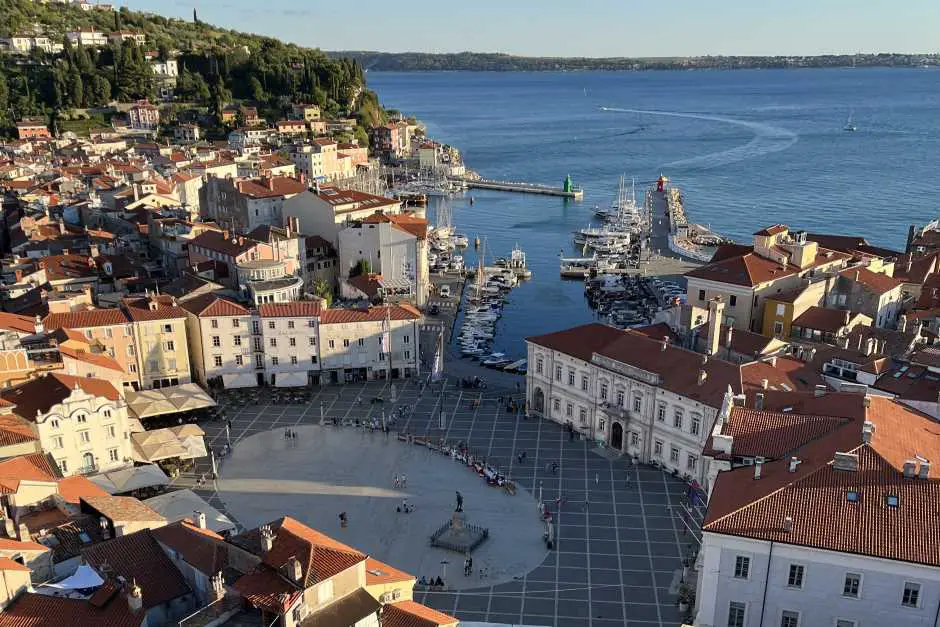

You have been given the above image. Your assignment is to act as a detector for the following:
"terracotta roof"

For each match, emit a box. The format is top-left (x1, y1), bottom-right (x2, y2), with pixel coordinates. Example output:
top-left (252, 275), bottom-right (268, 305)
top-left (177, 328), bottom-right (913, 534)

top-left (0, 557), bottom-right (30, 572)
top-left (0, 537), bottom-right (49, 553)
top-left (233, 568), bottom-right (299, 613)
top-left (82, 529), bottom-right (190, 609)
top-left (1, 374), bottom-right (120, 421)
top-left (42, 254), bottom-right (97, 281)
top-left (22, 512), bottom-right (101, 563)
top-left (715, 405), bottom-right (852, 458)
top-left (56, 476), bottom-right (108, 504)
top-left (0, 591), bottom-right (144, 627)
top-left (526, 323), bottom-right (629, 363)
top-left (180, 294), bottom-right (250, 317)
top-left (59, 346), bottom-right (125, 372)
top-left (346, 274), bottom-right (384, 299)
top-left (381, 600), bottom-right (458, 627)
top-left (696, 323), bottom-right (776, 357)
top-left (625, 323), bottom-right (682, 345)
top-left (316, 187), bottom-right (400, 213)
top-left (361, 212), bottom-right (429, 239)
top-left (791, 306), bottom-right (852, 332)
top-left (739, 357), bottom-right (825, 394)
top-left (319, 304), bottom-right (421, 325)
top-left (121, 295), bottom-right (187, 322)
top-left (894, 252), bottom-right (938, 285)
top-left (0, 415), bottom-right (38, 448)
top-left (0, 453), bottom-right (59, 494)
top-left (687, 247), bottom-right (849, 288)
top-left (151, 519), bottom-right (227, 576)
top-left (365, 557), bottom-right (414, 586)
top-left (82, 496), bottom-right (166, 523)
top-left (236, 176), bottom-right (305, 199)
top-left (0, 312), bottom-right (37, 334)
top-left (874, 361), bottom-right (940, 402)
top-left (754, 224), bottom-right (788, 236)
top-left (44, 308), bottom-right (129, 329)
top-left (189, 230), bottom-right (260, 258)
top-left (258, 301), bottom-right (321, 318)
top-left (841, 267), bottom-right (903, 295)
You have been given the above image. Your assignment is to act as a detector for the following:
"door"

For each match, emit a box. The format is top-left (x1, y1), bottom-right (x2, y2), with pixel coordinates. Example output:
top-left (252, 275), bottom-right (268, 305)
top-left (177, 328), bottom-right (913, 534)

top-left (533, 387), bottom-right (545, 414)
top-left (611, 422), bottom-right (624, 450)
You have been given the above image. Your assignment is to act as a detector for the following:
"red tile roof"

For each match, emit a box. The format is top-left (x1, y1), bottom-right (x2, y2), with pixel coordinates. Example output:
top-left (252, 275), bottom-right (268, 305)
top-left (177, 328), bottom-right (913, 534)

top-left (0, 557), bottom-right (30, 572)
top-left (232, 568), bottom-right (300, 613)
top-left (82, 496), bottom-right (166, 523)
top-left (236, 176), bottom-right (305, 199)
top-left (382, 600), bottom-right (458, 627)
top-left (0, 312), bottom-right (37, 334)
top-left (791, 306), bottom-right (852, 332)
top-left (152, 519), bottom-right (227, 576)
top-left (180, 294), bottom-right (250, 317)
top-left (319, 304), bottom-right (421, 325)
top-left (0, 591), bottom-right (144, 627)
top-left (59, 346), bottom-right (125, 372)
top-left (841, 267), bottom-right (903, 295)
top-left (1, 374), bottom-right (120, 421)
top-left (121, 295), bottom-right (187, 322)
top-left (56, 476), bottom-right (108, 504)
top-left (0, 537), bottom-right (49, 553)
top-left (364, 557), bottom-right (414, 586)
top-left (189, 230), bottom-right (260, 258)
top-left (754, 224), bottom-right (788, 236)
top-left (0, 453), bottom-right (58, 494)
top-left (258, 301), bottom-right (321, 318)
top-left (0, 415), bottom-right (38, 447)
top-left (687, 247), bottom-right (849, 288)
top-left (526, 323), bottom-right (628, 363)
top-left (44, 308), bottom-right (129, 330)
top-left (82, 529), bottom-right (190, 609)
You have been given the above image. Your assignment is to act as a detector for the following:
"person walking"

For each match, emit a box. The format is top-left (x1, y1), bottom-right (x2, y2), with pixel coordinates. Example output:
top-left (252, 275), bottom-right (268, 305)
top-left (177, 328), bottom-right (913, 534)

top-left (595, 472), bottom-right (599, 485)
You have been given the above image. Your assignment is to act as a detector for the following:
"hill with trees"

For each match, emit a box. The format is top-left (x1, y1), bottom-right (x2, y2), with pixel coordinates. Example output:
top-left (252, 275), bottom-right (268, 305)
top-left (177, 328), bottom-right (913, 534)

top-left (0, 0), bottom-right (376, 141)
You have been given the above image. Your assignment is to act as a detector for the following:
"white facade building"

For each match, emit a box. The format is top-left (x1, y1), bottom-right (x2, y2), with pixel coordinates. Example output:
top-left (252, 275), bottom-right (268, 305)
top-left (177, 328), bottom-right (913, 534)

top-left (257, 302), bottom-right (322, 388)
top-left (181, 295), bottom-right (256, 389)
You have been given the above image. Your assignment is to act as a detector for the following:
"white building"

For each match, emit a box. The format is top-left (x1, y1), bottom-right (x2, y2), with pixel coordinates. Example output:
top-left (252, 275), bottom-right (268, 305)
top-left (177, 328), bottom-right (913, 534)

top-left (525, 323), bottom-right (825, 484)
top-left (258, 302), bottom-right (322, 387)
top-left (181, 295), bottom-right (255, 389)
top-left (281, 188), bottom-right (402, 246)
top-left (0, 374), bottom-right (132, 477)
top-left (65, 29), bottom-right (108, 47)
top-left (697, 391), bottom-right (940, 627)
top-left (151, 59), bottom-right (178, 77)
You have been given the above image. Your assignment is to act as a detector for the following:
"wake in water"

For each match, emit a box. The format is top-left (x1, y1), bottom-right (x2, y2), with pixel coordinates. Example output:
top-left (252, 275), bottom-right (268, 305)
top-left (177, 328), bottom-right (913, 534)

top-left (600, 107), bottom-right (798, 169)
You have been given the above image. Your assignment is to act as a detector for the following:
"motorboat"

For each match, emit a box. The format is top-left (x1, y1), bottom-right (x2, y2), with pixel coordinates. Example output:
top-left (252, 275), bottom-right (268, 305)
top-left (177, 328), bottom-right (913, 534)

top-left (453, 234), bottom-right (470, 247)
top-left (482, 353), bottom-right (511, 367)
top-left (503, 359), bottom-right (527, 373)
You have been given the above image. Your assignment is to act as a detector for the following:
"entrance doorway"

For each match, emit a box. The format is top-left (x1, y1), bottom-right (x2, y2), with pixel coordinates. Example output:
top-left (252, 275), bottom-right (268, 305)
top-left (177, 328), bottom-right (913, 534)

top-left (533, 387), bottom-right (545, 414)
top-left (611, 422), bottom-right (624, 450)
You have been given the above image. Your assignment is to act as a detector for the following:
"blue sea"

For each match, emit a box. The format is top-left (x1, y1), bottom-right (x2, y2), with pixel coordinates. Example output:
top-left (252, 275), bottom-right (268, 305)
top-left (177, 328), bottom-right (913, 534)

top-left (368, 69), bottom-right (940, 357)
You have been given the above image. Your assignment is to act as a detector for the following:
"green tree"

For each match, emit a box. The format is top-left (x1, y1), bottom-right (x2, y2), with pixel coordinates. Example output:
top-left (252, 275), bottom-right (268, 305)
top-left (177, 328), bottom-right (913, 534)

top-left (248, 75), bottom-right (265, 102)
top-left (88, 75), bottom-right (111, 106)
top-left (350, 259), bottom-right (372, 278)
top-left (67, 69), bottom-right (84, 107)
top-left (312, 279), bottom-right (333, 307)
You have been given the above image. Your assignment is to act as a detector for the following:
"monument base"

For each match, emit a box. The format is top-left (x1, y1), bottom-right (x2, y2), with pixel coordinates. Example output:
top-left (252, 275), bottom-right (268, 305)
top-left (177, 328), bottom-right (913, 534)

top-left (429, 512), bottom-right (489, 554)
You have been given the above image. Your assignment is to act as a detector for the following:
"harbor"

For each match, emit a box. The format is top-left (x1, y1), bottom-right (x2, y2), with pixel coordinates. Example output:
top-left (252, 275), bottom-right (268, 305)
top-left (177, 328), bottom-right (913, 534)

top-left (450, 174), bottom-right (584, 199)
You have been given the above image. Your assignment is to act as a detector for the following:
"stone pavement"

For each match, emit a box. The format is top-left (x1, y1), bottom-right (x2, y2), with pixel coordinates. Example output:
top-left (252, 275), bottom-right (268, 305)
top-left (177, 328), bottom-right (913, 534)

top-left (176, 379), bottom-right (700, 627)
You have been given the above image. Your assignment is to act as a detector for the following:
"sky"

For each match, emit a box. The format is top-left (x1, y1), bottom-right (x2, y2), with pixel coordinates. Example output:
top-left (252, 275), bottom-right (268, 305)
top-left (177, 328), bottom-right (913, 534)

top-left (130, 0), bottom-right (939, 57)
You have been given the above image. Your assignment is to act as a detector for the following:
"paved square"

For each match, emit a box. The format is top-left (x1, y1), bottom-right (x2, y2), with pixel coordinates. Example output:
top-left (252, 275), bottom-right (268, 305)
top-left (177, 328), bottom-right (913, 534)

top-left (177, 379), bottom-right (700, 627)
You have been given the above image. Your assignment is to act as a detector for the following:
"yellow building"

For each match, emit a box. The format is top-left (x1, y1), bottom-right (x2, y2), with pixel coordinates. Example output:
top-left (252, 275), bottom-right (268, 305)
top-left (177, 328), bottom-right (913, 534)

top-left (364, 557), bottom-right (416, 603)
top-left (122, 295), bottom-right (191, 390)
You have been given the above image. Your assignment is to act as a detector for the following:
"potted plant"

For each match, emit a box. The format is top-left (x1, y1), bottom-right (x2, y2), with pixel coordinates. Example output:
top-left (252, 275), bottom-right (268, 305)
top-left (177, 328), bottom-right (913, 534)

top-left (677, 582), bottom-right (695, 614)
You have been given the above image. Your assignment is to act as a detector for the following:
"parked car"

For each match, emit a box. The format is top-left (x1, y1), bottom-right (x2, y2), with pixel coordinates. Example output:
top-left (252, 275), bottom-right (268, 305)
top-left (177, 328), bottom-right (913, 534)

top-left (439, 285), bottom-right (452, 298)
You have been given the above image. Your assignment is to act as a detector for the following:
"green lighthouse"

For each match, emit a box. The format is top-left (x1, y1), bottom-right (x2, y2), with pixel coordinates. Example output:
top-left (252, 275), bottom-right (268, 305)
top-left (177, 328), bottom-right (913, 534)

top-left (563, 174), bottom-right (573, 193)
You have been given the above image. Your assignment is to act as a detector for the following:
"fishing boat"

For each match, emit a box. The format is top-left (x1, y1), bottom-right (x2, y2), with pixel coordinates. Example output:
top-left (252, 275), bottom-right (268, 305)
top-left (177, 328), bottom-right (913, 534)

top-left (844, 110), bottom-right (857, 132)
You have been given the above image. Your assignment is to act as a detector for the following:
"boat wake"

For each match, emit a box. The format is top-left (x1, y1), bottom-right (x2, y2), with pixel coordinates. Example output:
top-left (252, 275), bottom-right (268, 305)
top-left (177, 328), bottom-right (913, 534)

top-left (601, 107), bottom-right (798, 169)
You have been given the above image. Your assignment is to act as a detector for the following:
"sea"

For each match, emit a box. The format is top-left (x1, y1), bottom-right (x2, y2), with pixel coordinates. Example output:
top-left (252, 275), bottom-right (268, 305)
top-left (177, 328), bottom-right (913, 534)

top-left (368, 69), bottom-right (940, 359)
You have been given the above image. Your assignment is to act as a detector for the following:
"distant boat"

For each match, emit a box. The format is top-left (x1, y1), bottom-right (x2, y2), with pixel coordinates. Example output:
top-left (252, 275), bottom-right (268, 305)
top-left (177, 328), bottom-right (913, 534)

top-left (844, 110), bottom-right (857, 132)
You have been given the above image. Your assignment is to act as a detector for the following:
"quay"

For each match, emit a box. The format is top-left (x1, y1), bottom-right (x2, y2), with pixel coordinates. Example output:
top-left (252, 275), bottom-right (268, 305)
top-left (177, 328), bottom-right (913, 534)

top-left (450, 175), bottom-right (584, 200)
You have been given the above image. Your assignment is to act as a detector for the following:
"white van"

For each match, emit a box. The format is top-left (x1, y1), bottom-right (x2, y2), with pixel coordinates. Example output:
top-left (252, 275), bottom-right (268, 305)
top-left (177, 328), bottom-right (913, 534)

top-left (439, 285), bottom-right (452, 298)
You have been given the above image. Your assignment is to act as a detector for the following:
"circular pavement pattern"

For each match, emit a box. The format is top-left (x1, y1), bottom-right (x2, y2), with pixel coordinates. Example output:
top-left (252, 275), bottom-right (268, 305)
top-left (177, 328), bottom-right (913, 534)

top-left (216, 424), bottom-right (548, 590)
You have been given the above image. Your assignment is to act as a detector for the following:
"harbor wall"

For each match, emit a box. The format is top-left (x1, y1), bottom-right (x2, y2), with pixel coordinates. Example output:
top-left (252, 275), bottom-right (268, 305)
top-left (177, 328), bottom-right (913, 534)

top-left (668, 235), bottom-right (714, 263)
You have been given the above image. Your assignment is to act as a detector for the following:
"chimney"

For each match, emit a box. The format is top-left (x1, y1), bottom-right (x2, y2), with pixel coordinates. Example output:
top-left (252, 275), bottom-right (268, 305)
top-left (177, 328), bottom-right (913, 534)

top-left (289, 556), bottom-right (303, 583)
top-left (788, 456), bottom-right (801, 472)
top-left (212, 571), bottom-right (225, 600)
top-left (865, 337), bottom-right (876, 356)
top-left (89, 243), bottom-right (100, 258)
top-left (100, 516), bottom-right (111, 540)
top-left (706, 297), bottom-right (724, 356)
top-left (755, 392), bottom-right (765, 410)
top-left (127, 579), bottom-right (143, 612)
top-left (725, 326), bottom-right (734, 348)
top-left (34, 315), bottom-right (44, 335)
top-left (845, 310), bottom-right (852, 326)
top-left (222, 229), bottom-right (230, 240)
top-left (17, 523), bottom-right (29, 542)
top-left (4, 517), bottom-right (15, 539)
top-left (814, 384), bottom-right (826, 397)
top-left (854, 270), bottom-right (860, 281)
top-left (919, 460), bottom-right (931, 479)
top-left (58, 219), bottom-right (66, 235)
top-left (661, 336), bottom-right (669, 352)
top-left (760, 378), bottom-right (769, 390)
top-left (194, 511), bottom-right (207, 529)
top-left (783, 516), bottom-right (793, 533)
top-left (862, 420), bottom-right (875, 444)
top-left (267, 177), bottom-right (275, 191)
top-left (863, 395), bottom-right (871, 408)
top-left (833, 451), bottom-right (859, 472)
top-left (753, 459), bottom-right (763, 480)
top-left (903, 460), bottom-right (917, 478)
top-left (907, 251), bottom-right (913, 272)
top-left (697, 369), bottom-right (707, 386)
top-left (14, 269), bottom-right (22, 282)
top-left (260, 525), bottom-right (275, 552)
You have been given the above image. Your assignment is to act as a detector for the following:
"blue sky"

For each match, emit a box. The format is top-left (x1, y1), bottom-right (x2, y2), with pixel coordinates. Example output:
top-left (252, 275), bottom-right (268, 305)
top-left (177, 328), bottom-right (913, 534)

top-left (131, 0), bottom-right (938, 57)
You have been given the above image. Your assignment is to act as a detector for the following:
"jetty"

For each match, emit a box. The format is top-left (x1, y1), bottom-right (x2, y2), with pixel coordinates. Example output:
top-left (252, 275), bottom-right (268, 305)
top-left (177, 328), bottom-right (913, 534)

top-left (450, 174), bottom-right (584, 200)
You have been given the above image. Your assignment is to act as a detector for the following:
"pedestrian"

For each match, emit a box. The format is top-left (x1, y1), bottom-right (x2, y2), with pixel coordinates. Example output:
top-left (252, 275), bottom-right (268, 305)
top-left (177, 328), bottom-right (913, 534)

top-left (595, 472), bottom-right (599, 485)
top-left (583, 498), bottom-right (589, 512)
top-left (401, 473), bottom-right (407, 488)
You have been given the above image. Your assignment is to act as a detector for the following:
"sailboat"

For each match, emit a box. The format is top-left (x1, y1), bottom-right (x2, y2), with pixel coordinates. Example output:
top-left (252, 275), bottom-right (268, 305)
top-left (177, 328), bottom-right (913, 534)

top-left (843, 110), bottom-right (857, 132)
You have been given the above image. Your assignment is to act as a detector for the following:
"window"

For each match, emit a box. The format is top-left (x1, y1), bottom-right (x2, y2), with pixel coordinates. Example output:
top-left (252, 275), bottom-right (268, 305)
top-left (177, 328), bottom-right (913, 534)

top-left (50, 419), bottom-right (59, 429)
top-left (579, 407), bottom-right (586, 424)
top-left (343, 339), bottom-right (350, 347)
top-left (886, 494), bottom-right (900, 507)
top-left (776, 303), bottom-right (786, 316)
top-left (288, 320), bottom-right (295, 329)
top-left (52, 436), bottom-right (63, 449)
top-left (79, 430), bottom-right (91, 444)
top-left (309, 337), bottom-right (316, 346)
top-left (691, 416), bottom-right (701, 436)
top-left (104, 424), bottom-right (115, 439)
top-left (780, 610), bottom-right (799, 627)
top-left (214, 356), bottom-right (223, 367)
top-left (311, 356), bottom-right (317, 364)
top-left (233, 335), bottom-right (242, 347)
top-left (698, 289), bottom-right (706, 301)
top-left (307, 320), bottom-right (315, 328)
top-left (269, 338), bottom-right (277, 347)
top-left (271, 357), bottom-right (279, 366)
top-left (255, 355), bottom-right (263, 368)
top-left (212, 336), bottom-right (221, 347)
top-left (843, 573), bottom-right (860, 598)
top-left (633, 395), bottom-right (641, 412)
top-left (673, 409), bottom-right (684, 429)
top-left (358, 338), bottom-right (364, 347)
top-left (687, 454), bottom-right (698, 471)
top-left (566, 403), bottom-right (573, 417)
top-left (108, 448), bottom-right (119, 462)
top-left (58, 459), bottom-right (68, 473)
top-left (328, 340), bottom-right (335, 349)
top-left (129, 364), bottom-right (137, 373)
top-left (163, 324), bottom-right (173, 333)
top-left (76, 414), bottom-right (87, 424)
top-left (235, 355), bottom-right (244, 366)
top-left (787, 564), bottom-right (804, 588)
top-left (657, 403), bottom-right (666, 422)
top-left (727, 601), bottom-right (745, 627)
top-left (403, 335), bottom-right (410, 344)
top-left (268, 321), bottom-right (275, 329)
top-left (670, 447), bottom-right (679, 463)
top-left (553, 399), bottom-right (560, 412)
top-left (600, 384), bottom-right (608, 400)
top-left (581, 376), bottom-right (588, 391)
top-left (616, 390), bottom-right (625, 407)
top-left (105, 328), bottom-right (113, 338)
top-left (232, 319), bottom-right (240, 328)
top-left (630, 431), bottom-right (639, 447)
top-left (773, 321), bottom-right (784, 335)
top-left (729, 295), bottom-right (737, 307)
top-left (290, 356), bottom-right (298, 365)
top-left (253, 321), bottom-right (260, 333)
top-left (555, 366), bottom-right (562, 381)
top-left (211, 319), bottom-right (219, 329)
top-left (289, 337), bottom-right (297, 347)
top-left (902, 582), bottom-right (921, 608)
top-left (598, 419), bottom-right (605, 431)
top-left (536, 358), bottom-right (544, 374)
top-left (404, 351), bottom-right (410, 359)
top-left (734, 556), bottom-right (750, 579)
top-left (127, 345), bottom-right (135, 356)
top-left (654, 440), bottom-right (663, 456)
top-left (567, 369), bottom-right (575, 386)
top-left (104, 409), bottom-right (111, 418)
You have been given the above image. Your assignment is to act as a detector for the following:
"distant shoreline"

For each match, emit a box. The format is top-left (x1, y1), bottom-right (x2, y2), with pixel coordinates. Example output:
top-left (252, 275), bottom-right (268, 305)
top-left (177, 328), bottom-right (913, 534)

top-left (329, 51), bottom-right (938, 73)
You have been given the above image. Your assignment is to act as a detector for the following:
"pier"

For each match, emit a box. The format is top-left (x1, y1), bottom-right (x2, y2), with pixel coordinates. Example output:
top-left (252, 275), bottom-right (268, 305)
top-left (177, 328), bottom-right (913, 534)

top-left (451, 176), bottom-right (584, 200)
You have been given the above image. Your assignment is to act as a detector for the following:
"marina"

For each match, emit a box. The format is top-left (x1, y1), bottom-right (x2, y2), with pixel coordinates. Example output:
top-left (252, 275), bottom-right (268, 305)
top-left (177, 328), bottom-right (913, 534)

top-left (451, 174), bottom-right (585, 199)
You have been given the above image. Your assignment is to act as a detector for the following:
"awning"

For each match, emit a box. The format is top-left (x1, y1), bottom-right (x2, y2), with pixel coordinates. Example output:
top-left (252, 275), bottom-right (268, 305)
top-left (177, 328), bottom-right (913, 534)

top-left (130, 425), bottom-right (207, 462)
top-left (88, 464), bottom-right (169, 494)
top-left (41, 565), bottom-right (104, 591)
top-left (143, 488), bottom-right (236, 534)
top-left (125, 383), bottom-right (217, 420)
